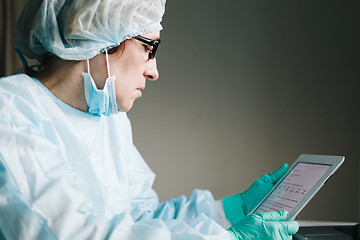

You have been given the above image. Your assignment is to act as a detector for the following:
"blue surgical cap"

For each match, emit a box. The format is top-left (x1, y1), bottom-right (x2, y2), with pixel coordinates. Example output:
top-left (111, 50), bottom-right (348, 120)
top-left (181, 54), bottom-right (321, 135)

top-left (14, 0), bottom-right (166, 62)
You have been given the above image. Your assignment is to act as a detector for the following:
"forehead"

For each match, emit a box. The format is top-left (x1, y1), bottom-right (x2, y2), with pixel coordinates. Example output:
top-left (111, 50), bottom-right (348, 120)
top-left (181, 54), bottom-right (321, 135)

top-left (142, 30), bottom-right (160, 40)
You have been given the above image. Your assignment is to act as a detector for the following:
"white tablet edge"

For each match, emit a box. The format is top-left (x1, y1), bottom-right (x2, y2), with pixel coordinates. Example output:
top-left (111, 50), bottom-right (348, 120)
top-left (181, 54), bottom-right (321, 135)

top-left (248, 154), bottom-right (345, 221)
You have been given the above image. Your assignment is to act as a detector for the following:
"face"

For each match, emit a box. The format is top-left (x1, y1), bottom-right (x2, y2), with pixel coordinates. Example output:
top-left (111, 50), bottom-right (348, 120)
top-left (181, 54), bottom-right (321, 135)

top-left (89, 31), bottom-right (160, 112)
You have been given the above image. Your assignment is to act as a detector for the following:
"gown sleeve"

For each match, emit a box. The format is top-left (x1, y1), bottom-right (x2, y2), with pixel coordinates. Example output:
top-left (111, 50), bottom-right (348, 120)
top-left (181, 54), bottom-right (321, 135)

top-left (123, 117), bottom-right (228, 228)
top-left (127, 145), bottom-right (222, 224)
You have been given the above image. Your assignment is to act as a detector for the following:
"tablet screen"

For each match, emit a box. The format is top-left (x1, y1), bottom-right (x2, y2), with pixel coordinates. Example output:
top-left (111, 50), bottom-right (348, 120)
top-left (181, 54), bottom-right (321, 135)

top-left (254, 162), bottom-right (331, 214)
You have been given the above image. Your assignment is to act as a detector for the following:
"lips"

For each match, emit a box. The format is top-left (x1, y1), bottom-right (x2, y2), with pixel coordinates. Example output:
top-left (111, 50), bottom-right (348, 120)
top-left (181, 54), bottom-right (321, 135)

top-left (136, 87), bottom-right (144, 98)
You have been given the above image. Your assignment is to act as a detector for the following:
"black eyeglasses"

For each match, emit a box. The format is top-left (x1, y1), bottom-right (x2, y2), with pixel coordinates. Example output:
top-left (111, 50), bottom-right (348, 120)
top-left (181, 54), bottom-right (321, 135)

top-left (134, 35), bottom-right (161, 60)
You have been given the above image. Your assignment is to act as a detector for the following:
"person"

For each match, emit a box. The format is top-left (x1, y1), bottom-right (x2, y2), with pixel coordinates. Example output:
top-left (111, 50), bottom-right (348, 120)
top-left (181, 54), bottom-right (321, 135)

top-left (0, 0), bottom-right (299, 239)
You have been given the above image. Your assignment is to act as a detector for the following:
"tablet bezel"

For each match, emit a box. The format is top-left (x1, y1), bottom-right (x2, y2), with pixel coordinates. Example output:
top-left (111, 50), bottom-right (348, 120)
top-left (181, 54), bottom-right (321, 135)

top-left (249, 154), bottom-right (345, 220)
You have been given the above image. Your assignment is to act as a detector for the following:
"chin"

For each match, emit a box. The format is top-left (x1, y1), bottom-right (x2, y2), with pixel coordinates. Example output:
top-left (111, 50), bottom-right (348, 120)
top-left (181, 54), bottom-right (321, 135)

top-left (118, 101), bottom-right (134, 112)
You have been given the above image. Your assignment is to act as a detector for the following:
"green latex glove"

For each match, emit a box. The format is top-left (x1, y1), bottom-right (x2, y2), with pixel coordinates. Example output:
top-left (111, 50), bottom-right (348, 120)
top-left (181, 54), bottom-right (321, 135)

top-left (223, 163), bottom-right (288, 224)
top-left (227, 210), bottom-right (299, 240)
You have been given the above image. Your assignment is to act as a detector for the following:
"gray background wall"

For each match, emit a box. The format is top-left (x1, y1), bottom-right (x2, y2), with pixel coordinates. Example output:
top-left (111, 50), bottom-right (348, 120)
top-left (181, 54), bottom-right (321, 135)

top-left (128, 1), bottom-right (359, 222)
top-left (2, 1), bottom-right (359, 222)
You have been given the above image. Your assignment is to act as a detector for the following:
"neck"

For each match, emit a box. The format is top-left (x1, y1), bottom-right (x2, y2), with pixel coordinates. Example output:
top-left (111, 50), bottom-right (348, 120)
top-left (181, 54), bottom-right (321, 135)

top-left (34, 57), bottom-right (88, 112)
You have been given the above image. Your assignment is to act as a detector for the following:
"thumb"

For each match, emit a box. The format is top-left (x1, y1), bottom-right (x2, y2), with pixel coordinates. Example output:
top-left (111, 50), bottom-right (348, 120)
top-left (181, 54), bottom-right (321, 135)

top-left (258, 210), bottom-right (289, 221)
top-left (268, 163), bottom-right (288, 182)
top-left (285, 220), bottom-right (300, 235)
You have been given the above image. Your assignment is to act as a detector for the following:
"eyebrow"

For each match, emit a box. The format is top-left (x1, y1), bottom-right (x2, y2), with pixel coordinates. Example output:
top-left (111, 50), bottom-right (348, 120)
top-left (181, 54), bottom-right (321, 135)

top-left (148, 37), bottom-right (160, 41)
top-left (146, 34), bottom-right (160, 41)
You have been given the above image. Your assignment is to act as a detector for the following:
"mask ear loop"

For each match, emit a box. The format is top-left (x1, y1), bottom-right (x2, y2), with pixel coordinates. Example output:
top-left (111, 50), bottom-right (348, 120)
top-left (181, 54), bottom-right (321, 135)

top-left (105, 50), bottom-right (111, 78)
top-left (86, 59), bottom-right (91, 74)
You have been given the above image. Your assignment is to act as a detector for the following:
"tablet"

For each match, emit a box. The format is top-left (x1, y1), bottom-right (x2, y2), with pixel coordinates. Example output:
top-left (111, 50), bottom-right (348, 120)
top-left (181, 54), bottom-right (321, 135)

top-left (249, 154), bottom-right (345, 220)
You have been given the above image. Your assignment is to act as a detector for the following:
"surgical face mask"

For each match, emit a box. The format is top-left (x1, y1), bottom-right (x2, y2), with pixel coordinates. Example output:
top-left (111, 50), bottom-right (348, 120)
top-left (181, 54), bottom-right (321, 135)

top-left (83, 51), bottom-right (119, 116)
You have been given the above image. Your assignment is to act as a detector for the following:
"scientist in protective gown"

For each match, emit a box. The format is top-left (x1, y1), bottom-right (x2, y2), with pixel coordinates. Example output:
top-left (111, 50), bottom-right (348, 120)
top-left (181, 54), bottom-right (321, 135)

top-left (0, 0), bottom-right (299, 239)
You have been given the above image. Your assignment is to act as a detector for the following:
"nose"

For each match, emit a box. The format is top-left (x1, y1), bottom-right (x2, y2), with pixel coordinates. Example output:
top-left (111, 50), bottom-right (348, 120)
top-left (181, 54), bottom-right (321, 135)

top-left (144, 58), bottom-right (159, 81)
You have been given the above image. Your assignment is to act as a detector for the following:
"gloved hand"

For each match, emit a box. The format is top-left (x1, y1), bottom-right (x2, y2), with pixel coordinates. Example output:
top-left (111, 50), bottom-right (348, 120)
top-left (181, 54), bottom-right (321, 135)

top-left (223, 163), bottom-right (288, 224)
top-left (227, 210), bottom-right (299, 240)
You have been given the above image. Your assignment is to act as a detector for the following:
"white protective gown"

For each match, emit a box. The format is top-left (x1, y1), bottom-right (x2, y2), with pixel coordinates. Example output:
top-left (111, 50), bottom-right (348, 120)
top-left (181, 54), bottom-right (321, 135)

top-left (0, 74), bottom-right (231, 240)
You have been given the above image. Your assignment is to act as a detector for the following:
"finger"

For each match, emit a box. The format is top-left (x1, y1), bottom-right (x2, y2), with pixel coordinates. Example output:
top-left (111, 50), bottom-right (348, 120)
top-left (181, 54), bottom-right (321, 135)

top-left (268, 163), bottom-right (288, 182)
top-left (284, 220), bottom-right (300, 235)
top-left (258, 210), bottom-right (288, 221)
